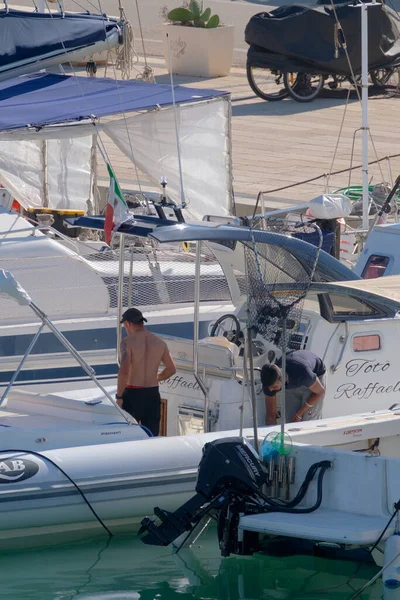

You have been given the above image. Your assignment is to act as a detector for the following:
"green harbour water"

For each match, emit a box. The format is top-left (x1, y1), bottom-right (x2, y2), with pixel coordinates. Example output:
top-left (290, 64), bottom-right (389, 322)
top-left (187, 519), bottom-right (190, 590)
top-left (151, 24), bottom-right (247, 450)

top-left (0, 526), bottom-right (386, 600)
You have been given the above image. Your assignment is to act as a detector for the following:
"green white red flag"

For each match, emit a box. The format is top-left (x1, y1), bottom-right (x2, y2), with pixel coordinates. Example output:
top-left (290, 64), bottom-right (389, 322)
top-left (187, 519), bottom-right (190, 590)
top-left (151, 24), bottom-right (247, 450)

top-left (104, 163), bottom-right (130, 245)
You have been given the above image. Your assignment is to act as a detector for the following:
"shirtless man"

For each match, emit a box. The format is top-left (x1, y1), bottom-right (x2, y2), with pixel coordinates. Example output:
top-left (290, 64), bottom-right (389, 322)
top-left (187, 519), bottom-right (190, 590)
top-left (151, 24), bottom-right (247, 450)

top-left (115, 308), bottom-right (176, 436)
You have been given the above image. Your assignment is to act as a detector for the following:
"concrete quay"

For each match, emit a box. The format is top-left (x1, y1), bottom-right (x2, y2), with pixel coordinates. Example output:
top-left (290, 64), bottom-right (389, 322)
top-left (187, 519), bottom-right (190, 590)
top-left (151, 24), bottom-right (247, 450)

top-left (12, 0), bottom-right (400, 215)
top-left (95, 55), bottom-right (400, 217)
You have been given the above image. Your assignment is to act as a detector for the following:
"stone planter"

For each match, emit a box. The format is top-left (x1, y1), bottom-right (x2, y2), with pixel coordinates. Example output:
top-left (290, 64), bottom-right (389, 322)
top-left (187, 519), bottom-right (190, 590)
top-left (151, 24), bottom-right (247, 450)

top-left (161, 23), bottom-right (234, 78)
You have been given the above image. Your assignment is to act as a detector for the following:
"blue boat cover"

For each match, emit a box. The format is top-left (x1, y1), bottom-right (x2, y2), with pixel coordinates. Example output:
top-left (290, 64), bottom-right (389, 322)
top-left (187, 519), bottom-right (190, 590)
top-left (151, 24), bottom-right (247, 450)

top-left (0, 9), bottom-right (120, 73)
top-left (0, 73), bottom-right (228, 131)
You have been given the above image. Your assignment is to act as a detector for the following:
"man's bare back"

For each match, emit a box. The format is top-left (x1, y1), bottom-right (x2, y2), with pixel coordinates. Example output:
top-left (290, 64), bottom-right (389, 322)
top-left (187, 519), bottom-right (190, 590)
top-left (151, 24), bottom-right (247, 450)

top-left (121, 330), bottom-right (170, 388)
top-left (115, 308), bottom-right (176, 435)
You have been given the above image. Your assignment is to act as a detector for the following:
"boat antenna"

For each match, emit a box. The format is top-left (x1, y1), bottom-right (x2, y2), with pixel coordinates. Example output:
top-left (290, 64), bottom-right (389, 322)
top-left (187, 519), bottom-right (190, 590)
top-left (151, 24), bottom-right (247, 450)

top-left (161, 176), bottom-right (168, 204)
top-left (165, 31), bottom-right (187, 210)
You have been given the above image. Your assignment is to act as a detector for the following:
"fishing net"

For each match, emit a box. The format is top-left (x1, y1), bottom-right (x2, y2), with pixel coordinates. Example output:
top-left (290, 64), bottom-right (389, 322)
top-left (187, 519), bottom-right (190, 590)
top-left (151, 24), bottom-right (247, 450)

top-left (244, 216), bottom-right (323, 426)
top-left (245, 216), bottom-right (323, 343)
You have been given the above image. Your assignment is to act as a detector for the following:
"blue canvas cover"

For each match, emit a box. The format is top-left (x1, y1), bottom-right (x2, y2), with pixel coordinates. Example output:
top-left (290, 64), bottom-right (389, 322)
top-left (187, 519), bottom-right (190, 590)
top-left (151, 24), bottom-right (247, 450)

top-left (0, 9), bottom-right (120, 76)
top-left (0, 73), bottom-right (228, 131)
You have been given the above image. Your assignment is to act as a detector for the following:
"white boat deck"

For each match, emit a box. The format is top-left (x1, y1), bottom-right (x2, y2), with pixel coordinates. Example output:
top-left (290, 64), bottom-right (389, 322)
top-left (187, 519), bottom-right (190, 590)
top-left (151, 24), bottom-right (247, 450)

top-left (238, 439), bottom-right (400, 549)
top-left (91, 59), bottom-right (400, 217)
top-left (239, 509), bottom-right (393, 546)
top-left (0, 409), bottom-right (83, 429)
top-left (0, 404), bottom-right (149, 450)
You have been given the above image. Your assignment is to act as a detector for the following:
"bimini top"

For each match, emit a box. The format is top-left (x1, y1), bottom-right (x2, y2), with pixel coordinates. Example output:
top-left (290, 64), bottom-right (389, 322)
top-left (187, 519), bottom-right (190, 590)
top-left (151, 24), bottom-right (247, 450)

top-left (149, 222), bottom-right (358, 283)
top-left (0, 73), bottom-right (228, 131)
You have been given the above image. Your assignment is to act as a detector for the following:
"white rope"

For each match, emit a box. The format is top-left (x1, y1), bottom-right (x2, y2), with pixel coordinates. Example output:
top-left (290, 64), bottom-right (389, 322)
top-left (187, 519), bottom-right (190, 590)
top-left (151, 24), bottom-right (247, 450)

top-left (96, 0), bottom-right (150, 206)
top-left (133, 0), bottom-right (155, 83)
top-left (111, 0), bottom-right (155, 83)
top-left (114, 15), bottom-right (137, 80)
top-left (40, 0), bottom-right (129, 203)
top-left (326, 87), bottom-right (351, 192)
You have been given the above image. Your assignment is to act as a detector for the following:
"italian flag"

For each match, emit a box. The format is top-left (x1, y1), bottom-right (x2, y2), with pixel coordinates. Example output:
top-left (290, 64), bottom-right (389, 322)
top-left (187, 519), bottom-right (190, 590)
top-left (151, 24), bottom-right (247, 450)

top-left (104, 163), bottom-right (130, 245)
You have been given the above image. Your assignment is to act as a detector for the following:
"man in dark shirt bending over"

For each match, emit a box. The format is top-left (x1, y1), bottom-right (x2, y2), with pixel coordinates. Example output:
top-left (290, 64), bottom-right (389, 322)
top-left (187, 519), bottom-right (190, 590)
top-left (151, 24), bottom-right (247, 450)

top-left (261, 350), bottom-right (326, 426)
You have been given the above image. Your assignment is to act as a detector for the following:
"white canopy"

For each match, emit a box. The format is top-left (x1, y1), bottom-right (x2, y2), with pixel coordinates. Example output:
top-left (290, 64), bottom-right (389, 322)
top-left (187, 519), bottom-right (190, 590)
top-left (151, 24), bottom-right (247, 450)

top-left (0, 137), bottom-right (93, 211)
top-left (0, 80), bottom-right (233, 220)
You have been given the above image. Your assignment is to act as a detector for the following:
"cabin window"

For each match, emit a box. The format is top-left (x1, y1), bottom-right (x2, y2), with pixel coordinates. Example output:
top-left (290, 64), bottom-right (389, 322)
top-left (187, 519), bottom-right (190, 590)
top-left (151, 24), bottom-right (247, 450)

top-left (353, 334), bottom-right (381, 352)
top-left (361, 255), bottom-right (390, 279)
top-left (329, 293), bottom-right (378, 317)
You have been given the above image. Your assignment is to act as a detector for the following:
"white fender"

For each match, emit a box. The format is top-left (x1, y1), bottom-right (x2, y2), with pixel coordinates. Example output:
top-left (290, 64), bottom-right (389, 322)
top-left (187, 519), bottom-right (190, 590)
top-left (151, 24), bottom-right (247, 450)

top-left (383, 533), bottom-right (400, 597)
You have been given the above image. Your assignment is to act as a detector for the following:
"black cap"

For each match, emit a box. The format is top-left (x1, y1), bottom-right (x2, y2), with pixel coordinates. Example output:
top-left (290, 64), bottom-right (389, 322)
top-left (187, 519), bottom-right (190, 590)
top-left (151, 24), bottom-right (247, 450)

top-left (120, 308), bottom-right (147, 324)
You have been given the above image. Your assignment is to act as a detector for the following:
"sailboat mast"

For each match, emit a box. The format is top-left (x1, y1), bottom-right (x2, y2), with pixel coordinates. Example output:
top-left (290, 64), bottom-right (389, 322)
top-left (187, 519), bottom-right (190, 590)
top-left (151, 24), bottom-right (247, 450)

top-left (359, 1), bottom-right (380, 231)
top-left (361, 2), bottom-right (369, 231)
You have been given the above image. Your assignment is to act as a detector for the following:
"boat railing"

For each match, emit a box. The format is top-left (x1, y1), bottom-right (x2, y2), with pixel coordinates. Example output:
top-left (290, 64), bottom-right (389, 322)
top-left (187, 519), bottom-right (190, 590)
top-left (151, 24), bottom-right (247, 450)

top-left (31, 225), bottom-right (100, 256)
top-left (0, 224), bottom-right (95, 257)
top-left (171, 354), bottom-right (261, 381)
top-left (0, 223), bottom-right (236, 323)
top-left (0, 270), bottom-right (132, 425)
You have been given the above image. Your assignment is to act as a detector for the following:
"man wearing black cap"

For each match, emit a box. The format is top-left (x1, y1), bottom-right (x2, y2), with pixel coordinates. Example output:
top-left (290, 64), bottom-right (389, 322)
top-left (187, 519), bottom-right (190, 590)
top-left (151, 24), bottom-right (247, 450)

top-left (261, 350), bottom-right (326, 426)
top-left (116, 307), bottom-right (176, 436)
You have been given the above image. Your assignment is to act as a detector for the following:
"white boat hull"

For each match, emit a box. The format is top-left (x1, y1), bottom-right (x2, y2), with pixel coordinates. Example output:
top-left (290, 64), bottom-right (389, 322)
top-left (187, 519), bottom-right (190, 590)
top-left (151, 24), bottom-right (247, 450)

top-left (0, 434), bottom-right (207, 547)
top-left (1, 409), bottom-right (400, 548)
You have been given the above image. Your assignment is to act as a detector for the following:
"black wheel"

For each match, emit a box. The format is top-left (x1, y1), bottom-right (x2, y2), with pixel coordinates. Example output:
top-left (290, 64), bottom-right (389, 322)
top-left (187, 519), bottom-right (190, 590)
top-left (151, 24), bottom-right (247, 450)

top-left (328, 75), bottom-right (349, 89)
top-left (370, 68), bottom-right (399, 87)
top-left (283, 72), bottom-right (324, 102)
top-left (210, 313), bottom-right (241, 345)
top-left (246, 63), bottom-right (288, 101)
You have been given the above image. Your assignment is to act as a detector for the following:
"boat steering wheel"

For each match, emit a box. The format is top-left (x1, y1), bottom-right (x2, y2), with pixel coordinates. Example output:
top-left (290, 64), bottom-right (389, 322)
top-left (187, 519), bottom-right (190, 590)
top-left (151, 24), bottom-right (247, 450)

top-left (210, 314), bottom-right (242, 346)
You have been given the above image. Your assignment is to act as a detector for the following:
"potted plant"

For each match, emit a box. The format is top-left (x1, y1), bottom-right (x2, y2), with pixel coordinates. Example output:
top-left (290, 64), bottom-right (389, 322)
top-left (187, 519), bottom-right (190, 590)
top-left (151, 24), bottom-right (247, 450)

top-left (161, 0), bottom-right (235, 78)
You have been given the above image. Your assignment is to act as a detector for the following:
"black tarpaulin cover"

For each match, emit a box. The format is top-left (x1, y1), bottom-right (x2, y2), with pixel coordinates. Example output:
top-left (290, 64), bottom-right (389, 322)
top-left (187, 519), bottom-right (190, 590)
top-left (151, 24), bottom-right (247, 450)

top-left (245, 2), bottom-right (400, 76)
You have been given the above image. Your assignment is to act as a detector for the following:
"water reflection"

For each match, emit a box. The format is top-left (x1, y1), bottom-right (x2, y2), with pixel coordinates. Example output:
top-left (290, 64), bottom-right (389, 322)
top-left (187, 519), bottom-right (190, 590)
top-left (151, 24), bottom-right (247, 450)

top-left (0, 528), bottom-right (384, 600)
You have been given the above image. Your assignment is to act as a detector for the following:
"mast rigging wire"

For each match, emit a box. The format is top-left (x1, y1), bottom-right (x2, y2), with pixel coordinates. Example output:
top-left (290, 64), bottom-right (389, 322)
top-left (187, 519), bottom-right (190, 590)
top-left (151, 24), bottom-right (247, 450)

top-left (43, 0), bottom-right (149, 210)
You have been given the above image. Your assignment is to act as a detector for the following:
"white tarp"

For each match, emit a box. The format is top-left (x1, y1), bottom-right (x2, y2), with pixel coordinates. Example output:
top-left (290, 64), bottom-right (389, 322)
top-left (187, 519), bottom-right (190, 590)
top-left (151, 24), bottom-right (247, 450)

top-left (102, 97), bottom-right (233, 220)
top-left (0, 136), bottom-right (93, 211)
top-left (308, 194), bottom-right (352, 219)
top-left (0, 96), bottom-right (233, 219)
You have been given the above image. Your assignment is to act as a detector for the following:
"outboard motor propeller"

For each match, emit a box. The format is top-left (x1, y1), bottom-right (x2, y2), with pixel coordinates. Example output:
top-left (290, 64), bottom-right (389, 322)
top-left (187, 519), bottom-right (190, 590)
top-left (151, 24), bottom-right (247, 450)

top-left (139, 437), bottom-right (268, 555)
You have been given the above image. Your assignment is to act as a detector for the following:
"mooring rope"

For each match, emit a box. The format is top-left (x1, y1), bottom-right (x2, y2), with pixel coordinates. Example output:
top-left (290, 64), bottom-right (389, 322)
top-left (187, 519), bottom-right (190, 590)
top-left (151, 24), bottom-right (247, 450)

top-left (252, 151), bottom-right (400, 218)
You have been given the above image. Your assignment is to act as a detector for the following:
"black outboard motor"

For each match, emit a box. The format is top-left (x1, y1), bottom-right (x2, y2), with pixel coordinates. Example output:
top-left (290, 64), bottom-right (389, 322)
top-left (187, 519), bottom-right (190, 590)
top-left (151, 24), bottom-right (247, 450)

top-left (196, 436), bottom-right (267, 497)
top-left (139, 437), bottom-right (268, 555)
top-left (139, 437), bottom-right (331, 557)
